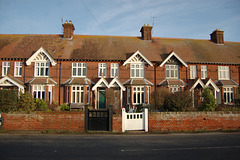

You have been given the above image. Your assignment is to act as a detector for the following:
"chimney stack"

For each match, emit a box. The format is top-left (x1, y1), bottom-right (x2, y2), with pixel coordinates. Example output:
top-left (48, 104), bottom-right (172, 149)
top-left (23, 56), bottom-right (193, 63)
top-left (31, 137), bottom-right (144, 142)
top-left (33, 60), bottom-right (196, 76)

top-left (62, 20), bottom-right (75, 39)
top-left (140, 24), bottom-right (152, 41)
top-left (210, 29), bottom-right (224, 44)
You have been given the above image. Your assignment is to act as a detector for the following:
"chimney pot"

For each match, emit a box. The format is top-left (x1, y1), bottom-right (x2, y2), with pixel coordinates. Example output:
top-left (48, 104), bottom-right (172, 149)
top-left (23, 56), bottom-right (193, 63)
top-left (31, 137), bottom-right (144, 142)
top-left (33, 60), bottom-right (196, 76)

top-left (210, 29), bottom-right (224, 44)
top-left (62, 20), bottom-right (75, 39)
top-left (140, 24), bottom-right (153, 41)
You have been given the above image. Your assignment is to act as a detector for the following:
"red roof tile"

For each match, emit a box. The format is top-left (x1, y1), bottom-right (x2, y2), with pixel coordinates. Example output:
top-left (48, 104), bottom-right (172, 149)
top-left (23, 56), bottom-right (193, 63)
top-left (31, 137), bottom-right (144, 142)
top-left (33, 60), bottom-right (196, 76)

top-left (0, 34), bottom-right (240, 64)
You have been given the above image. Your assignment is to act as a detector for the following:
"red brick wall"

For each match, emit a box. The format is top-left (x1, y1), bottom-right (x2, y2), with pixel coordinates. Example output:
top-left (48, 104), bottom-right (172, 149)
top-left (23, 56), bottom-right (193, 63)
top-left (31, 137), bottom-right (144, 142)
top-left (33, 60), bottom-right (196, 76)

top-left (2, 112), bottom-right (85, 132)
top-left (1, 111), bottom-right (240, 133)
top-left (112, 114), bottom-right (122, 132)
top-left (149, 112), bottom-right (240, 132)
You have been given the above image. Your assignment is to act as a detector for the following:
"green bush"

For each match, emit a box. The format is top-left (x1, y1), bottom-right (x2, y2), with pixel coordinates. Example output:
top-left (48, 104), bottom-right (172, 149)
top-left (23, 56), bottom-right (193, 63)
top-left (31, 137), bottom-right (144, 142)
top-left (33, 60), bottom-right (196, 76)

top-left (17, 92), bottom-right (36, 112)
top-left (199, 88), bottom-right (218, 111)
top-left (59, 103), bottom-right (69, 111)
top-left (163, 90), bottom-right (192, 111)
top-left (34, 98), bottom-right (48, 111)
top-left (0, 90), bottom-right (18, 112)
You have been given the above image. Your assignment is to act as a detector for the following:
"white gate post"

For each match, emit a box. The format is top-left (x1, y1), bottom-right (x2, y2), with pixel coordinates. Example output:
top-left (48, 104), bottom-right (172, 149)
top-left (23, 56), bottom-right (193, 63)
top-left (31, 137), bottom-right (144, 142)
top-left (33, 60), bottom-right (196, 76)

top-left (144, 108), bottom-right (148, 132)
top-left (122, 108), bottom-right (126, 132)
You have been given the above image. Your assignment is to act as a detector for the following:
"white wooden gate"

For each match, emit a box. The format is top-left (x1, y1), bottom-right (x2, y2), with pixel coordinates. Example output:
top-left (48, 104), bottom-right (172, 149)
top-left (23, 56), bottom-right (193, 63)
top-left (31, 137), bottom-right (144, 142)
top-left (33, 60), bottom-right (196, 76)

top-left (122, 108), bottom-right (148, 132)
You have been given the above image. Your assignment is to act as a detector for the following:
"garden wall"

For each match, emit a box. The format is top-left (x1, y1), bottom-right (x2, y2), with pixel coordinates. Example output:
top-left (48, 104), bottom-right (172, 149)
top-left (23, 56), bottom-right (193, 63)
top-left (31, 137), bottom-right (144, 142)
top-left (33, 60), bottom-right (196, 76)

top-left (1, 111), bottom-right (240, 132)
top-left (149, 111), bottom-right (240, 132)
top-left (1, 111), bottom-right (85, 132)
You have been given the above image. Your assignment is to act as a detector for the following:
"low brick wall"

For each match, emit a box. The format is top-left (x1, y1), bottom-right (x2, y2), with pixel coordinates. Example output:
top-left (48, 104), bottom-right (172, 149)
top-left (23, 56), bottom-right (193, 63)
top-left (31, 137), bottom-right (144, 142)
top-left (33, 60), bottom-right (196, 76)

top-left (1, 111), bottom-right (240, 133)
top-left (149, 111), bottom-right (240, 132)
top-left (112, 114), bottom-right (122, 132)
top-left (2, 112), bottom-right (85, 132)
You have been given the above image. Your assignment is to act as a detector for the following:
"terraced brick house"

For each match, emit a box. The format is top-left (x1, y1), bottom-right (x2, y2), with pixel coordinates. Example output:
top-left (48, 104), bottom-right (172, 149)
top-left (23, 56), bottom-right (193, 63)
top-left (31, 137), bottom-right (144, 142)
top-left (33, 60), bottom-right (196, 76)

top-left (0, 21), bottom-right (239, 109)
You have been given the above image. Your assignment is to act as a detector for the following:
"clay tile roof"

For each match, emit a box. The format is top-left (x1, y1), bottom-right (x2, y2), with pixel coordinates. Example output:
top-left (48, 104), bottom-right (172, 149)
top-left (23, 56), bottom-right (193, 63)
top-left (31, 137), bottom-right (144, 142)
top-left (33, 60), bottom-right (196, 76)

top-left (123, 78), bottom-right (153, 85)
top-left (1, 34), bottom-right (240, 64)
top-left (158, 79), bottom-right (186, 86)
top-left (63, 77), bottom-right (94, 85)
top-left (215, 80), bottom-right (238, 86)
top-left (27, 78), bottom-right (57, 85)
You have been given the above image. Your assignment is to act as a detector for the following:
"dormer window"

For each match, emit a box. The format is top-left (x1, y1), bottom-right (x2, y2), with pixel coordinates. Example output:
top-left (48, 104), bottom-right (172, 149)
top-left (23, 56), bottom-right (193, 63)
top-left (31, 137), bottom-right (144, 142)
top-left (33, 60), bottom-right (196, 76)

top-left (35, 62), bottom-right (49, 77)
top-left (131, 64), bottom-right (144, 78)
top-left (166, 64), bottom-right (178, 79)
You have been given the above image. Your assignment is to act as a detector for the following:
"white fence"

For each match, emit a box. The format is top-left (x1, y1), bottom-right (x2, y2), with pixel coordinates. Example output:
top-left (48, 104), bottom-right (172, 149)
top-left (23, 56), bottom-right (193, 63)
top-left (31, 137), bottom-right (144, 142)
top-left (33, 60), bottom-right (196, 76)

top-left (122, 108), bottom-right (148, 132)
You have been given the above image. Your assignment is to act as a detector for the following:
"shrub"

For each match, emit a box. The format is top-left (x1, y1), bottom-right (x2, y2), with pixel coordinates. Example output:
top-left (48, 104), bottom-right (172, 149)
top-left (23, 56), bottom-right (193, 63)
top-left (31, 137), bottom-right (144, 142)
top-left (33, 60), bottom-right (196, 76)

top-left (34, 98), bottom-right (48, 111)
top-left (163, 90), bottom-right (192, 111)
top-left (17, 92), bottom-right (36, 112)
top-left (59, 103), bottom-right (69, 111)
top-left (0, 90), bottom-right (18, 112)
top-left (199, 88), bottom-right (218, 111)
top-left (151, 87), bottom-right (171, 110)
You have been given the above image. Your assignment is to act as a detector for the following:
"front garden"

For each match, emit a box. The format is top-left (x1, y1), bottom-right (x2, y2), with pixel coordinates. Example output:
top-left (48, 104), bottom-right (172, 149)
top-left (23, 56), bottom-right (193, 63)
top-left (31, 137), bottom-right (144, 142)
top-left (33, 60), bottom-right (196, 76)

top-left (1, 87), bottom-right (240, 113)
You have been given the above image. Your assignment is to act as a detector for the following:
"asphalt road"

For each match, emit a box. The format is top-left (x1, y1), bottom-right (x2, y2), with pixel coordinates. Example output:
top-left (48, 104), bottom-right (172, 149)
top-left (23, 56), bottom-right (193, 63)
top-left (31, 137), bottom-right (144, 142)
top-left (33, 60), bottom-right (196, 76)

top-left (0, 132), bottom-right (239, 160)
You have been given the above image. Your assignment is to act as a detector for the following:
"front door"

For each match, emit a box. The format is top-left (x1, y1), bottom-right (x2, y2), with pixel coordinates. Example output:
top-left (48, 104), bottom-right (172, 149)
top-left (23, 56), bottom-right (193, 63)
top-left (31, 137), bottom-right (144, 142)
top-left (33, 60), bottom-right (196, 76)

top-left (99, 90), bottom-right (106, 109)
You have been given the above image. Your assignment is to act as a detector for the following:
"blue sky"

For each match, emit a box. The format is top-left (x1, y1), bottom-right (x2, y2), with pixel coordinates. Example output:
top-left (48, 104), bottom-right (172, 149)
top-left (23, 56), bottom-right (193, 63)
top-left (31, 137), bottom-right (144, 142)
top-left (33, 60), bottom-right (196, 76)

top-left (0, 0), bottom-right (240, 42)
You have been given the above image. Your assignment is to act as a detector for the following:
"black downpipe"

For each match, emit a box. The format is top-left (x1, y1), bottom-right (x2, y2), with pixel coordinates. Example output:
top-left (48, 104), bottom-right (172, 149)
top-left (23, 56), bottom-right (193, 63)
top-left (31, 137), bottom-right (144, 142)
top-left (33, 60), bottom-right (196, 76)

top-left (154, 63), bottom-right (157, 90)
top-left (24, 59), bottom-right (26, 84)
top-left (58, 60), bottom-right (62, 105)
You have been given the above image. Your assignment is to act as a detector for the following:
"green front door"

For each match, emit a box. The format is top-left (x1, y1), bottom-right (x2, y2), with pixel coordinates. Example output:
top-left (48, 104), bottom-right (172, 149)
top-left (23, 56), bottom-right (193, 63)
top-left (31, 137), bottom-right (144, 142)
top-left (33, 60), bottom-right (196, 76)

top-left (99, 90), bottom-right (106, 109)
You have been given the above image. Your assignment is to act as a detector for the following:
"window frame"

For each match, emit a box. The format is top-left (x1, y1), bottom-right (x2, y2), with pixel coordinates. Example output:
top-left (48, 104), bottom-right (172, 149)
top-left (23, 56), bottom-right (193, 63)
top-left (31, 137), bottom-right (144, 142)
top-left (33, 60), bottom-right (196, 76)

top-left (201, 65), bottom-right (208, 79)
top-left (72, 63), bottom-right (87, 77)
top-left (110, 63), bottom-right (119, 78)
top-left (14, 62), bottom-right (23, 77)
top-left (190, 65), bottom-right (197, 79)
top-left (218, 66), bottom-right (230, 80)
top-left (71, 85), bottom-right (84, 104)
top-left (170, 86), bottom-right (181, 93)
top-left (34, 62), bottom-right (50, 77)
top-left (130, 63), bottom-right (144, 78)
top-left (224, 87), bottom-right (234, 104)
top-left (2, 62), bottom-right (10, 76)
top-left (33, 85), bottom-right (46, 100)
top-left (98, 63), bottom-right (107, 77)
top-left (166, 64), bottom-right (179, 79)
top-left (132, 86), bottom-right (145, 105)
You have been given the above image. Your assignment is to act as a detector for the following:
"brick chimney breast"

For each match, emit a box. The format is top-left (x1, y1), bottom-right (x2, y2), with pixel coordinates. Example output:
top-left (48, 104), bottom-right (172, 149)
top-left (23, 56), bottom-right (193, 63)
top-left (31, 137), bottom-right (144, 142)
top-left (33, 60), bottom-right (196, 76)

top-left (62, 20), bottom-right (75, 39)
top-left (140, 24), bottom-right (152, 41)
top-left (210, 29), bottom-right (224, 44)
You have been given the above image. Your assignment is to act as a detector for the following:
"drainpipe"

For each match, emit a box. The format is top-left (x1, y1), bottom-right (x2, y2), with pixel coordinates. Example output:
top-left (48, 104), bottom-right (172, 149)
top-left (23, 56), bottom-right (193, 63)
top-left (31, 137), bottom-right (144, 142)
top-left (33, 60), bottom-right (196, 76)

top-left (154, 63), bottom-right (157, 108)
top-left (24, 58), bottom-right (26, 84)
top-left (154, 63), bottom-right (157, 90)
top-left (58, 60), bottom-right (62, 105)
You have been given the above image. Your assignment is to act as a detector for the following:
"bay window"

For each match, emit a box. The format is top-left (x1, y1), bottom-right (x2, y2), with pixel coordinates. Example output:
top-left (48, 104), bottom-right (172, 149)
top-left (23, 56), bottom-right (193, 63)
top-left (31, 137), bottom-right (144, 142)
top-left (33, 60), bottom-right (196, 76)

top-left (133, 86), bottom-right (144, 105)
top-left (224, 87), bottom-right (234, 104)
top-left (33, 85), bottom-right (45, 100)
top-left (71, 85), bottom-right (84, 103)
